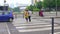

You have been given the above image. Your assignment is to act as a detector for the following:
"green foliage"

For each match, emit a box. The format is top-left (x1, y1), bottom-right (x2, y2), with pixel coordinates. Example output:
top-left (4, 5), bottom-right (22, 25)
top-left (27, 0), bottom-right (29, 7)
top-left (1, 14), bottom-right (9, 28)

top-left (35, 1), bottom-right (42, 9)
top-left (26, 0), bottom-right (60, 11)
top-left (57, 0), bottom-right (60, 6)
top-left (26, 5), bottom-right (33, 11)
top-left (26, 5), bottom-right (40, 11)
top-left (8, 7), bottom-right (13, 11)
top-left (13, 7), bottom-right (20, 12)
top-left (26, 1), bottom-right (42, 11)
top-left (44, 0), bottom-right (60, 8)
top-left (33, 8), bottom-right (40, 11)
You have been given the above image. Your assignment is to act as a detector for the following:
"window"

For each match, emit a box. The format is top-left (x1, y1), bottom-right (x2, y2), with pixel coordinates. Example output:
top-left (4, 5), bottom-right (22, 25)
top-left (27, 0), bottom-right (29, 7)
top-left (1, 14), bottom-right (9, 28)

top-left (0, 6), bottom-right (8, 11)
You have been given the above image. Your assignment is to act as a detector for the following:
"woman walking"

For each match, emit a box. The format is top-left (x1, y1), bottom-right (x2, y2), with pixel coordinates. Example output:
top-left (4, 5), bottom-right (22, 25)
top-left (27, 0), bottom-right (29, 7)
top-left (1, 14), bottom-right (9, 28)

top-left (23, 10), bottom-right (29, 22)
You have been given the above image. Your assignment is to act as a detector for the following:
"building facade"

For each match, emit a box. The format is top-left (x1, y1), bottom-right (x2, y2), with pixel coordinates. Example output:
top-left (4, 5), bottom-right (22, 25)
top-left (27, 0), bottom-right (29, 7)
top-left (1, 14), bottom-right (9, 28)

top-left (32, 0), bottom-right (40, 5)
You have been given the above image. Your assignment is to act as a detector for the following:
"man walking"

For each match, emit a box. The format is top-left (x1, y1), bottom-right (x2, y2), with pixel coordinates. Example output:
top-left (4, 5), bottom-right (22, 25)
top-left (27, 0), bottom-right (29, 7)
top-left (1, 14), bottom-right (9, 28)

top-left (28, 10), bottom-right (32, 22)
top-left (23, 9), bottom-right (32, 22)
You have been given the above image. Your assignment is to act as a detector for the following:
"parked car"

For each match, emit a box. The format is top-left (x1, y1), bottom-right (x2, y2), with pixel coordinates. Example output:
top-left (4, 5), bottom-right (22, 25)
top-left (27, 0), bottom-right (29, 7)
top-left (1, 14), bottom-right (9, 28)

top-left (0, 11), bottom-right (14, 22)
top-left (0, 6), bottom-right (14, 22)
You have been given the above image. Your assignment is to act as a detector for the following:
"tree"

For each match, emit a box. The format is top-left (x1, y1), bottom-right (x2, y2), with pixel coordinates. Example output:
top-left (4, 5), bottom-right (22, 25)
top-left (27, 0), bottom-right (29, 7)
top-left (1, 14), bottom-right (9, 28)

top-left (35, 1), bottom-right (42, 9)
top-left (8, 7), bottom-right (13, 11)
top-left (44, 0), bottom-right (60, 8)
top-left (13, 7), bottom-right (20, 12)
top-left (44, 0), bottom-right (55, 8)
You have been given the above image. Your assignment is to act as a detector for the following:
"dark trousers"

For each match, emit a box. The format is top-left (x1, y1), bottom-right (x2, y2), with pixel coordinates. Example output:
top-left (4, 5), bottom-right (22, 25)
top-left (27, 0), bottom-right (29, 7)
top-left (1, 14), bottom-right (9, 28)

top-left (28, 16), bottom-right (31, 22)
top-left (25, 18), bottom-right (28, 22)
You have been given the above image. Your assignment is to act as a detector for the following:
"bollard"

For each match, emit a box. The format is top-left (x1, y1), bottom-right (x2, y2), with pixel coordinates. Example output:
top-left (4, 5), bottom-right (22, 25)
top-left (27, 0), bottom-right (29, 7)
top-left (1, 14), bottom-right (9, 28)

top-left (52, 17), bottom-right (54, 34)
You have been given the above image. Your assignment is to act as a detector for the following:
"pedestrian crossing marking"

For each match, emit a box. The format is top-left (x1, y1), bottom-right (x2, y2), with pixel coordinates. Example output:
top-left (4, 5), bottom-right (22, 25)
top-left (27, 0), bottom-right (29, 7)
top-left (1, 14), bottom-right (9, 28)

top-left (13, 23), bottom-right (51, 26)
top-left (13, 18), bottom-right (60, 33)
top-left (16, 24), bottom-right (58, 29)
top-left (18, 26), bottom-right (60, 32)
top-left (50, 32), bottom-right (60, 34)
top-left (54, 32), bottom-right (60, 34)
top-left (12, 20), bottom-right (60, 32)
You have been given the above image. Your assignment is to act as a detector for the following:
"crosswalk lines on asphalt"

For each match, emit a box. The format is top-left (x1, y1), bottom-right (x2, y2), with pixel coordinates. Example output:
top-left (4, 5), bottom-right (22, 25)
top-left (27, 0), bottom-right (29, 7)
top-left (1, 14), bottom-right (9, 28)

top-left (54, 32), bottom-right (60, 34)
top-left (12, 18), bottom-right (60, 32)
top-left (50, 32), bottom-right (60, 34)
top-left (12, 21), bottom-right (60, 32)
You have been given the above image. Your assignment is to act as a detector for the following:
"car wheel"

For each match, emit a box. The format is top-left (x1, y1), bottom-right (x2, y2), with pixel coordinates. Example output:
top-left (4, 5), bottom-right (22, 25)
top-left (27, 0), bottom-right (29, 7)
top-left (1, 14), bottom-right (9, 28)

top-left (9, 18), bottom-right (13, 22)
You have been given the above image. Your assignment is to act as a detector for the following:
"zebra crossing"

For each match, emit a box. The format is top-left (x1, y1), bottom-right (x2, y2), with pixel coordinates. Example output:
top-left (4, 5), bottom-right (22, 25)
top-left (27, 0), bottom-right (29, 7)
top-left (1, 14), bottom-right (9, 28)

top-left (12, 18), bottom-right (60, 33)
top-left (54, 32), bottom-right (60, 34)
top-left (50, 32), bottom-right (60, 34)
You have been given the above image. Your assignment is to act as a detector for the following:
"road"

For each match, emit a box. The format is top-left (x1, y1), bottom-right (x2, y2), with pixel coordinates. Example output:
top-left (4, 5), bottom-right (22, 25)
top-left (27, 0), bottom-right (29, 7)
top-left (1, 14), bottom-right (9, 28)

top-left (0, 13), bottom-right (60, 34)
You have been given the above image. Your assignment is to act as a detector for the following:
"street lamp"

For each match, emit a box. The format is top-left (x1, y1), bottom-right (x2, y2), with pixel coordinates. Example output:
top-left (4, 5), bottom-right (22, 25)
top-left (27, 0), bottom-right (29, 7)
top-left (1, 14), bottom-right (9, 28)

top-left (4, 0), bottom-right (6, 11)
top-left (31, 0), bottom-right (34, 6)
top-left (40, 0), bottom-right (43, 8)
top-left (4, 0), bottom-right (6, 5)
top-left (56, 0), bottom-right (57, 16)
top-left (4, 0), bottom-right (6, 3)
top-left (40, 0), bottom-right (44, 10)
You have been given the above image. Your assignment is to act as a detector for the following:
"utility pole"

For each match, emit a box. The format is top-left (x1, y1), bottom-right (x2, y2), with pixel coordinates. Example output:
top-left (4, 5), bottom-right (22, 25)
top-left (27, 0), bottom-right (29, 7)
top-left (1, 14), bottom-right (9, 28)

top-left (4, 0), bottom-right (6, 11)
top-left (31, 0), bottom-right (34, 14)
top-left (31, 0), bottom-right (34, 6)
top-left (4, 0), bottom-right (6, 3)
top-left (56, 0), bottom-right (57, 16)
top-left (4, 0), bottom-right (6, 6)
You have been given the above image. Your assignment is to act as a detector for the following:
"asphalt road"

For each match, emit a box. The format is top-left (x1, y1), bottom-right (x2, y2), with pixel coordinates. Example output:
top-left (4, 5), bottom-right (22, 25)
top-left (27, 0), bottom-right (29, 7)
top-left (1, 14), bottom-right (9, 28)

top-left (0, 22), bottom-right (20, 34)
top-left (0, 12), bottom-right (60, 34)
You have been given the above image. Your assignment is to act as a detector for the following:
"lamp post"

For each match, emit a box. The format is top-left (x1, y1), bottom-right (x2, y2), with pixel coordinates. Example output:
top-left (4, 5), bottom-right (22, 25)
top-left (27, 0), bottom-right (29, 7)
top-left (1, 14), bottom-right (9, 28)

top-left (31, 0), bottom-right (34, 14)
top-left (4, 0), bottom-right (6, 3)
top-left (56, 0), bottom-right (57, 16)
top-left (40, 0), bottom-right (43, 8)
top-left (31, 0), bottom-right (34, 6)
top-left (4, 0), bottom-right (6, 6)
top-left (4, 0), bottom-right (6, 11)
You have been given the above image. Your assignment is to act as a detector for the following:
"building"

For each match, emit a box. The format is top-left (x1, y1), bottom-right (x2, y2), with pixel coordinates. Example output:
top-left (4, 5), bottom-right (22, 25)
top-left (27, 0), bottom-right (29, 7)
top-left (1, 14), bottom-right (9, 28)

top-left (33, 0), bottom-right (40, 3)
top-left (31, 0), bottom-right (40, 5)
top-left (36, 0), bottom-right (40, 2)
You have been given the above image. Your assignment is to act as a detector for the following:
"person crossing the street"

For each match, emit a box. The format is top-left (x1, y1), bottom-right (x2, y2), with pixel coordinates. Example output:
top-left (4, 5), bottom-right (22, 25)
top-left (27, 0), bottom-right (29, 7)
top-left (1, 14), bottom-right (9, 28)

top-left (23, 9), bottom-right (29, 22)
top-left (28, 10), bottom-right (32, 22)
top-left (23, 9), bottom-right (32, 22)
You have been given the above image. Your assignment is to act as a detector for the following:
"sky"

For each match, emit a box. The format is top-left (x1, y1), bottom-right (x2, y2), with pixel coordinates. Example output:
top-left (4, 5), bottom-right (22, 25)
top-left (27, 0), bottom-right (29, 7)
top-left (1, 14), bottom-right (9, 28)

top-left (0, 0), bottom-right (31, 8)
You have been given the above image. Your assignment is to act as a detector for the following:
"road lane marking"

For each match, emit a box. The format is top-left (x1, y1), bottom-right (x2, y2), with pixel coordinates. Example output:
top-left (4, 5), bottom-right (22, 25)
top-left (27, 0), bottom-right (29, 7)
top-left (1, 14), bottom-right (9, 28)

top-left (16, 24), bottom-right (57, 28)
top-left (6, 23), bottom-right (11, 34)
top-left (54, 32), bottom-right (60, 34)
top-left (13, 23), bottom-right (50, 26)
top-left (18, 26), bottom-right (60, 32)
top-left (50, 32), bottom-right (60, 34)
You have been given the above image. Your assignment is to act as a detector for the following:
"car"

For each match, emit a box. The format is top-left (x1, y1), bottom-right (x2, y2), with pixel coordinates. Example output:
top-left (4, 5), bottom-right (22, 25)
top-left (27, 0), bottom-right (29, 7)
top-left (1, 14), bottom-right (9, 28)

top-left (0, 11), bottom-right (14, 22)
top-left (0, 6), bottom-right (14, 22)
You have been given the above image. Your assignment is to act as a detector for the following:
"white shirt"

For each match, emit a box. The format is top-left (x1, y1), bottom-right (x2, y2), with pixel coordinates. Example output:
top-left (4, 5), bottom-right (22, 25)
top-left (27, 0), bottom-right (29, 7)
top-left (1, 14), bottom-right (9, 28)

top-left (28, 11), bottom-right (32, 16)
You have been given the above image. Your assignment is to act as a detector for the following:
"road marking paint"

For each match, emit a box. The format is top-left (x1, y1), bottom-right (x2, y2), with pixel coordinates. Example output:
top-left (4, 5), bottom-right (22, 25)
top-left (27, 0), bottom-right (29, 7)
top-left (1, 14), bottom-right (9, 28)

top-left (13, 23), bottom-right (50, 26)
top-left (18, 26), bottom-right (60, 32)
top-left (16, 24), bottom-right (57, 28)
top-left (50, 32), bottom-right (60, 34)
top-left (6, 23), bottom-right (11, 34)
top-left (54, 32), bottom-right (60, 34)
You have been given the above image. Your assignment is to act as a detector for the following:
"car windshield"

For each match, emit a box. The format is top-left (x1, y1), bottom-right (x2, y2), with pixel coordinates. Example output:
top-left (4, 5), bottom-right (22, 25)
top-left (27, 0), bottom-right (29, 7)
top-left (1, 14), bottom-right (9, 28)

top-left (0, 6), bottom-right (8, 11)
top-left (0, 11), bottom-right (9, 15)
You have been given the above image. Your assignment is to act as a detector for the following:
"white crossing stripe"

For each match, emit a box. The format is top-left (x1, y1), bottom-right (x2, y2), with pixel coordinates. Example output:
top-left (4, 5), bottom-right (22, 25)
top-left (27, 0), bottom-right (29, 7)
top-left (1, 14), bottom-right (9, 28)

top-left (13, 18), bottom-right (60, 33)
top-left (54, 32), bottom-right (60, 34)
top-left (50, 32), bottom-right (60, 34)
top-left (13, 23), bottom-right (51, 26)
top-left (18, 26), bottom-right (60, 32)
top-left (16, 24), bottom-right (57, 28)
top-left (12, 21), bottom-right (59, 32)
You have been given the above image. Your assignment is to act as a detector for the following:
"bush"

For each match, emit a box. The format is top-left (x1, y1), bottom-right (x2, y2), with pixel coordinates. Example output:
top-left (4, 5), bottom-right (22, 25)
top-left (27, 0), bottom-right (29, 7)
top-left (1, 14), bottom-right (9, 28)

top-left (33, 8), bottom-right (40, 11)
